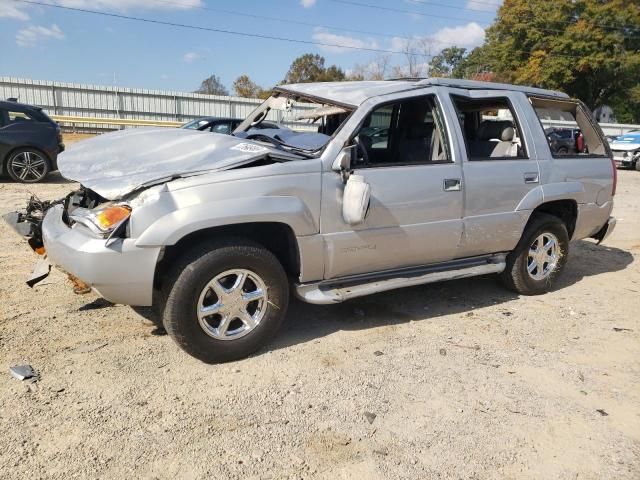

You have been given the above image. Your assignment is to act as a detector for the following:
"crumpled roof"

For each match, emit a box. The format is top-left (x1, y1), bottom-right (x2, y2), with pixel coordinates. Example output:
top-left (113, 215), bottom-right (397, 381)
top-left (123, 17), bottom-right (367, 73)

top-left (276, 78), bottom-right (569, 107)
top-left (275, 81), bottom-right (419, 107)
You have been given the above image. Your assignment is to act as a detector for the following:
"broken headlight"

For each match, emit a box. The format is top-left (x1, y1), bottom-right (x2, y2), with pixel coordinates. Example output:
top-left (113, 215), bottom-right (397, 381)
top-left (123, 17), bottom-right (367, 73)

top-left (70, 204), bottom-right (131, 237)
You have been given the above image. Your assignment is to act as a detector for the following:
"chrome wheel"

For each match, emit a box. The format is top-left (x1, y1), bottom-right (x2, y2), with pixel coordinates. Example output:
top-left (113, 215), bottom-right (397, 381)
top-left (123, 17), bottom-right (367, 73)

top-left (9, 151), bottom-right (48, 182)
top-left (197, 269), bottom-right (268, 341)
top-left (527, 233), bottom-right (560, 281)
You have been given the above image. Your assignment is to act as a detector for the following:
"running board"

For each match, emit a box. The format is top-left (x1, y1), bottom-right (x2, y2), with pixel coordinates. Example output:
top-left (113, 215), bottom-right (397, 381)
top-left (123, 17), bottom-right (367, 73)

top-left (295, 254), bottom-right (507, 304)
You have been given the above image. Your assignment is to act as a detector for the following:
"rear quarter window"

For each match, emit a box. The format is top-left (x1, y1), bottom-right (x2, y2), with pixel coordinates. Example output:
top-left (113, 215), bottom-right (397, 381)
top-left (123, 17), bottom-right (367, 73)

top-left (8, 110), bottom-right (34, 123)
top-left (530, 97), bottom-right (608, 158)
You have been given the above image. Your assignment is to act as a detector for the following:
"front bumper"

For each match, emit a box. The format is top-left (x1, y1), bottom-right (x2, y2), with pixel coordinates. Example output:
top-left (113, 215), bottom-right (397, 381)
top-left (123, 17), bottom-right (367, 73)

top-left (42, 204), bottom-right (160, 305)
top-left (612, 152), bottom-right (637, 168)
top-left (614, 159), bottom-right (634, 168)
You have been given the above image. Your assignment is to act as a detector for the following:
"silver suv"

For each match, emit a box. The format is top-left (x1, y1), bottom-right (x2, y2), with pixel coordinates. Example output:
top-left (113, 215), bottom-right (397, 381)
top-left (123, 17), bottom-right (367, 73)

top-left (7, 79), bottom-right (617, 363)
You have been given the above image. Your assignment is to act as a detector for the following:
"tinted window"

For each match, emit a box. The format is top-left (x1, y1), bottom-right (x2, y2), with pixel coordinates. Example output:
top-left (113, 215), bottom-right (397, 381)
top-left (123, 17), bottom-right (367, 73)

top-left (182, 119), bottom-right (210, 129)
top-left (530, 97), bottom-right (607, 157)
top-left (211, 122), bottom-right (231, 134)
top-left (353, 95), bottom-right (450, 166)
top-left (451, 95), bottom-right (527, 160)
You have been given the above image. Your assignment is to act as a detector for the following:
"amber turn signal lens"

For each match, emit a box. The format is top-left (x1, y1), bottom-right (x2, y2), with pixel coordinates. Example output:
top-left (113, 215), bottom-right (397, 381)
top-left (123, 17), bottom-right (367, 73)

top-left (35, 246), bottom-right (46, 255)
top-left (95, 205), bottom-right (131, 230)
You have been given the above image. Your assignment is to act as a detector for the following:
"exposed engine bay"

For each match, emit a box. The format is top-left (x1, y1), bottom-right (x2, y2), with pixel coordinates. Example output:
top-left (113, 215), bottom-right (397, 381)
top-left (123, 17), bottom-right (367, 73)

top-left (2, 187), bottom-right (107, 252)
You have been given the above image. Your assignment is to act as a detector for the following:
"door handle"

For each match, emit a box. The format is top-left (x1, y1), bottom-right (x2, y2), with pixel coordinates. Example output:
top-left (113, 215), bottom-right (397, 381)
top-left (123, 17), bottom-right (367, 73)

top-left (524, 172), bottom-right (539, 184)
top-left (443, 178), bottom-right (461, 191)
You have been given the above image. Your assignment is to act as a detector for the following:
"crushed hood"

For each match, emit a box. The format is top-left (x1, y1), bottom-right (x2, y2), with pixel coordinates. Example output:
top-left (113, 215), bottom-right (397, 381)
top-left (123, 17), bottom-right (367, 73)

top-left (58, 128), bottom-right (280, 199)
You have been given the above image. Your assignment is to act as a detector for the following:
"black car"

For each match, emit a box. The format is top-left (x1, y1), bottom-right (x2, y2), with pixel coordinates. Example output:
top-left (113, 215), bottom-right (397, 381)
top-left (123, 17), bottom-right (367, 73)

top-left (0, 99), bottom-right (64, 183)
top-left (181, 117), bottom-right (279, 134)
top-left (545, 127), bottom-right (581, 155)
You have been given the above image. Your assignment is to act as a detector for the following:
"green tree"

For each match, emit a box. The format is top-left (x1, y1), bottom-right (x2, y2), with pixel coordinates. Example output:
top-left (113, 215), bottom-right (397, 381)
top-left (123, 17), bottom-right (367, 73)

top-left (320, 64), bottom-right (347, 82)
top-left (429, 47), bottom-right (468, 78)
top-left (195, 74), bottom-right (229, 96)
top-left (284, 54), bottom-right (326, 83)
top-left (283, 53), bottom-right (346, 83)
top-left (475, 0), bottom-right (640, 120)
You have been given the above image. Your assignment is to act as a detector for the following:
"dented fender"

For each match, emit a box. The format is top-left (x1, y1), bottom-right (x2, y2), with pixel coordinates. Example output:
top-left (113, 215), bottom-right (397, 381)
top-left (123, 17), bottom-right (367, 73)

top-left (134, 195), bottom-right (318, 247)
top-left (515, 181), bottom-right (586, 211)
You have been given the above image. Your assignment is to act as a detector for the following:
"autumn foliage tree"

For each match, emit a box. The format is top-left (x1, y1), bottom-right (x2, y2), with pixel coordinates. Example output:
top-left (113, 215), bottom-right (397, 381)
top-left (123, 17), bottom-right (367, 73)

top-left (474, 0), bottom-right (640, 121)
top-left (233, 74), bottom-right (263, 98)
top-left (283, 54), bottom-right (346, 83)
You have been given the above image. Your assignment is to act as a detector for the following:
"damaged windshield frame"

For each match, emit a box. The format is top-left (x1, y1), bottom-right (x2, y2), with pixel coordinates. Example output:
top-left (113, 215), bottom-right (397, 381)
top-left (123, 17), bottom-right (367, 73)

top-left (233, 92), bottom-right (354, 158)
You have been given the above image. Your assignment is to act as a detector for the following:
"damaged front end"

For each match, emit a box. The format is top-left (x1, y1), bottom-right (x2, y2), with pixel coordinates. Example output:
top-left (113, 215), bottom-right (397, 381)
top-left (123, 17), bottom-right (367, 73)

top-left (2, 187), bottom-right (108, 287)
top-left (3, 195), bottom-right (61, 253)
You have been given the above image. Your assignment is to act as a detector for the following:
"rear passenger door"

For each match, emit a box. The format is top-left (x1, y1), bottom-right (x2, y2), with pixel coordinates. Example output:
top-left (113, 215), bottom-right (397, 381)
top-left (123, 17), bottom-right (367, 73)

top-left (444, 90), bottom-right (541, 257)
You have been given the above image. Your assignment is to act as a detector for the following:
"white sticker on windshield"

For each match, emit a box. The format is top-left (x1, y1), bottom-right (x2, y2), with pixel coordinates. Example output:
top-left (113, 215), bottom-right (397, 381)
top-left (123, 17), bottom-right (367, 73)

top-left (231, 143), bottom-right (268, 153)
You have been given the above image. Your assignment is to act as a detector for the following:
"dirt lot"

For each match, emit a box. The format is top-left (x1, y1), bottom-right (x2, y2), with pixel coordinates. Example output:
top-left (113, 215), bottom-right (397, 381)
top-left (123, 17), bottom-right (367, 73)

top-left (0, 164), bottom-right (638, 479)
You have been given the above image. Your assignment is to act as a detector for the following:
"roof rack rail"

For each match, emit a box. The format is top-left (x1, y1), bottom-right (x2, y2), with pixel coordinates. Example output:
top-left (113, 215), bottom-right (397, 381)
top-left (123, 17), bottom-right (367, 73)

top-left (413, 78), bottom-right (568, 98)
top-left (388, 77), bottom-right (427, 82)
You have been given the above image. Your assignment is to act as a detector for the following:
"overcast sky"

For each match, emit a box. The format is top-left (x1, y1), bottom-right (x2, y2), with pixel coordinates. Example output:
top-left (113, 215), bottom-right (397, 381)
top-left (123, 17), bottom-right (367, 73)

top-left (0, 0), bottom-right (502, 92)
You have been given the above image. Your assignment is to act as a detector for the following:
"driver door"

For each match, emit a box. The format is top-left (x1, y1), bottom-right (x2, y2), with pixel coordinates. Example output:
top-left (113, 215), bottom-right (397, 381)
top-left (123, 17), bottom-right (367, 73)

top-left (320, 92), bottom-right (464, 279)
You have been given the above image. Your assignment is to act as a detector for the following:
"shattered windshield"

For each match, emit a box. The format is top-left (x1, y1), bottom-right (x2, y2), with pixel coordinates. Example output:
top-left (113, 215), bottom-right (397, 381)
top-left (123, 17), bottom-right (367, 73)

top-left (234, 94), bottom-right (352, 156)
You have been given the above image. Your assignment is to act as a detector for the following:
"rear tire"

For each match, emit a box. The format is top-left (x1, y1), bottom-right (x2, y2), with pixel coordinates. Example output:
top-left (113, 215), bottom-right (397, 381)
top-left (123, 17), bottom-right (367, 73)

top-left (161, 238), bottom-right (289, 363)
top-left (500, 213), bottom-right (569, 295)
top-left (635, 160), bottom-right (640, 172)
top-left (6, 148), bottom-right (50, 183)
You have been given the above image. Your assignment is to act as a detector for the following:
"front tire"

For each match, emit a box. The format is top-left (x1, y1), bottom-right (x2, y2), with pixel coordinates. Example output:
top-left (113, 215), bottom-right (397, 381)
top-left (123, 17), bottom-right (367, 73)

top-left (500, 213), bottom-right (569, 295)
top-left (161, 239), bottom-right (289, 363)
top-left (6, 148), bottom-right (50, 183)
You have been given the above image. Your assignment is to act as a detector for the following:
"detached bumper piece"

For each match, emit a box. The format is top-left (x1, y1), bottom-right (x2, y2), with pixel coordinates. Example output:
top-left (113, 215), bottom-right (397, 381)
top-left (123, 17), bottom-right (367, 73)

top-left (26, 258), bottom-right (51, 288)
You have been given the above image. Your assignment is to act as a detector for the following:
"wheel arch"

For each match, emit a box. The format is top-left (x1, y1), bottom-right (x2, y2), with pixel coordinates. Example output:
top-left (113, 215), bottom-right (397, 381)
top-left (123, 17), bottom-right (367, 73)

top-left (527, 199), bottom-right (578, 239)
top-left (153, 221), bottom-right (301, 293)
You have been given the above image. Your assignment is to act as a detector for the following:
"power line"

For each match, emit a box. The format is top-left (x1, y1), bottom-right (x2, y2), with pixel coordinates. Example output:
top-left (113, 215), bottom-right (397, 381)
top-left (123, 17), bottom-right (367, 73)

top-left (10, 0), bottom-right (632, 63)
top-left (329, 0), bottom-right (491, 26)
top-left (340, 0), bottom-right (640, 34)
top-left (396, 0), bottom-right (499, 14)
top-left (147, 0), bottom-right (462, 45)
top-left (12, 0), bottom-right (438, 57)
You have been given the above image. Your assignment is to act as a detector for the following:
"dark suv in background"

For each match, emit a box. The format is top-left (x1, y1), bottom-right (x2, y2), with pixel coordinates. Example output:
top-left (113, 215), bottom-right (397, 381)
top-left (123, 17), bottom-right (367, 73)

top-left (0, 99), bottom-right (64, 183)
top-left (545, 127), bottom-right (581, 155)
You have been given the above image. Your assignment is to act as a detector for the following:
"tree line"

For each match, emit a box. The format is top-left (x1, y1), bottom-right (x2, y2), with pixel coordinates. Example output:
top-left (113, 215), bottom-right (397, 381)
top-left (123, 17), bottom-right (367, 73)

top-left (195, 0), bottom-right (640, 122)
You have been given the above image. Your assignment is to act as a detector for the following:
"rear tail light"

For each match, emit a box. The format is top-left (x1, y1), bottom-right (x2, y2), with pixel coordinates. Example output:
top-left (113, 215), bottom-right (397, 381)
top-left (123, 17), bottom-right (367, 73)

top-left (610, 156), bottom-right (617, 196)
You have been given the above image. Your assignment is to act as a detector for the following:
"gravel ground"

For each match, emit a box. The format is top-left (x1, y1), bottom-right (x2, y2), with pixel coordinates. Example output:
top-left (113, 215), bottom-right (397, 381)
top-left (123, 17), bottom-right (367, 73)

top-left (0, 164), bottom-right (638, 479)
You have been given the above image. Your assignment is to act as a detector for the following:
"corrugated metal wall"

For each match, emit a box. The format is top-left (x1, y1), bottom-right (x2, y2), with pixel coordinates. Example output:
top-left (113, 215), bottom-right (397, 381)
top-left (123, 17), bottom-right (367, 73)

top-left (1, 77), bottom-right (638, 136)
top-left (0, 77), bottom-right (315, 129)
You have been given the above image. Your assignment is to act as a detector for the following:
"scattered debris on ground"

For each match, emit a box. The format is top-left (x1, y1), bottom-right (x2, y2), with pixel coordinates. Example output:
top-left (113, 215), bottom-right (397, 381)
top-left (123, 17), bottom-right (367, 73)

top-left (0, 170), bottom-right (639, 479)
top-left (9, 365), bottom-right (38, 381)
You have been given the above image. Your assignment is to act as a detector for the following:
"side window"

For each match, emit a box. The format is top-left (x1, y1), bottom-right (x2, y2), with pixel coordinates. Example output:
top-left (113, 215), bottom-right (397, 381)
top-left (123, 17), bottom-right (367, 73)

top-left (364, 105), bottom-right (392, 151)
top-left (7, 111), bottom-right (34, 124)
top-left (530, 97), bottom-right (607, 158)
top-left (353, 95), bottom-right (451, 167)
top-left (451, 95), bottom-right (527, 160)
top-left (211, 122), bottom-right (231, 134)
